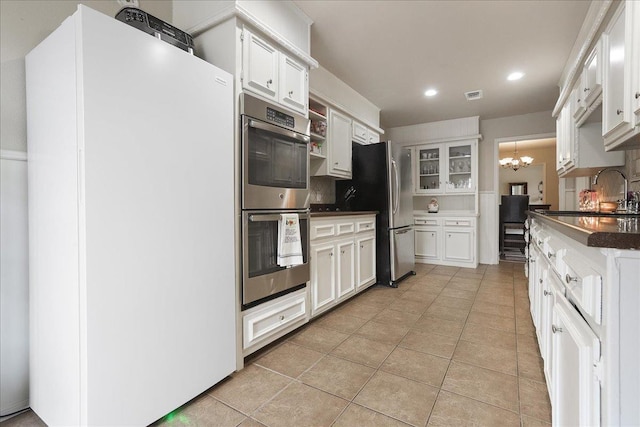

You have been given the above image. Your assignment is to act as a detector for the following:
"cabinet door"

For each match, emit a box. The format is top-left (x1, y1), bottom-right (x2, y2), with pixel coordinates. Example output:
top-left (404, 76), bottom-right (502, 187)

top-left (445, 141), bottom-right (476, 193)
top-left (415, 227), bottom-right (439, 260)
top-left (583, 40), bottom-right (603, 108)
top-left (443, 228), bottom-right (473, 262)
top-left (356, 234), bottom-right (376, 290)
top-left (367, 130), bottom-right (380, 145)
top-left (328, 109), bottom-right (352, 178)
top-left (632, 0), bottom-right (640, 126)
top-left (603, 4), bottom-right (630, 136)
top-left (552, 293), bottom-right (601, 427)
top-left (415, 144), bottom-right (444, 194)
top-left (336, 240), bottom-right (355, 300)
top-left (352, 121), bottom-right (368, 144)
top-left (310, 243), bottom-right (336, 316)
top-left (541, 265), bottom-right (559, 390)
top-left (279, 54), bottom-right (307, 115)
top-left (243, 31), bottom-right (279, 101)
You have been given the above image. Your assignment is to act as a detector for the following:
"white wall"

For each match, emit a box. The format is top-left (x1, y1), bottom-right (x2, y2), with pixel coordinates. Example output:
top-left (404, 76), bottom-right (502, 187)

top-left (499, 164), bottom-right (545, 203)
top-left (0, 0), bottom-right (172, 152)
top-left (479, 110), bottom-right (556, 191)
top-left (310, 65), bottom-right (381, 129)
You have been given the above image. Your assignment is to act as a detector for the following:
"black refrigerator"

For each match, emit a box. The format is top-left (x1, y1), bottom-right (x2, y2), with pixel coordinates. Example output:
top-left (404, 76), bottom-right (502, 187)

top-left (337, 141), bottom-right (415, 287)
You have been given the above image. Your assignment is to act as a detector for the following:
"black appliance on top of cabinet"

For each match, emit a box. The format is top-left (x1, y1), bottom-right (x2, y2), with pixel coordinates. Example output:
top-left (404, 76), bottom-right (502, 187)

top-left (337, 141), bottom-right (415, 287)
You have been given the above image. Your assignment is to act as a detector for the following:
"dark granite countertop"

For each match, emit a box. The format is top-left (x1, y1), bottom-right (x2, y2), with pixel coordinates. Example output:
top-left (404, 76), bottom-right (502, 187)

top-left (310, 211), bottom-right (378, 218)
top-left (528, 210), bottom-right (640, 250)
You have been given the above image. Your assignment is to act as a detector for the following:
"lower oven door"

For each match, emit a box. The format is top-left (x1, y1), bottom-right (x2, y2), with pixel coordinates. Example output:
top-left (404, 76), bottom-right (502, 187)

top-left (242, 210), bottom-right (310, 308)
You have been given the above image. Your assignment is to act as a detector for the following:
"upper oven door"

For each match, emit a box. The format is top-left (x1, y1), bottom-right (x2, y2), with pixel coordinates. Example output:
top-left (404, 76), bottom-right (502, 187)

top-left (242, 116), bottom-right (310, 210)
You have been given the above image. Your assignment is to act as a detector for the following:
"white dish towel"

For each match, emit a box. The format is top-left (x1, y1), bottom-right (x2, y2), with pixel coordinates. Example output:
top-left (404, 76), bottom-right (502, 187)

top-left (277, 213), bottom-right (303, 267)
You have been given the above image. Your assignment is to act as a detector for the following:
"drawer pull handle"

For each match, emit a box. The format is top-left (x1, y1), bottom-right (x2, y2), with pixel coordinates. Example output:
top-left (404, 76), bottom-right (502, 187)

top-left (530, 259), bottom-right (535, 263)
top-left (584, 87), bottom-right (590, 93)
top-left (565, 274), bottom-right (577, 284)
top-left (617, 109), bottom-right (623, 115)
top-left (543, 290), bottom-right (551, 296)
top-left (635, 92), bottom-right (640, 99)
top-left (539, 278), bottom-right (543, 284)
top-left (267, 79), bottom-right (273, 86)
top-left (552, 325), bottom-right (563, 334)
top-left (279, 315), bottom-right (285, 321)
top-left (537, 239), bottom-right (542, 245)
top-left (289, 90), bottom-right (293, 97)
top-left (547, 252), bottom-right (555, 259)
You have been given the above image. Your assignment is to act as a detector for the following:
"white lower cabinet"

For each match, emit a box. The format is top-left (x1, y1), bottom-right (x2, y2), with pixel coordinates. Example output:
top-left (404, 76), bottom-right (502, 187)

top-left (415, 215), bottom-right (477, 268)
top-left (242, 288), bottom-right (308, 355)
top-left (310, 215), bottom-right (376, 317)
top-left (415, 220), bottom-right (439, 261)
top-left (552, 292), bottom-right (601, 427)
top-left (356, 233), bottom-right (376, 290)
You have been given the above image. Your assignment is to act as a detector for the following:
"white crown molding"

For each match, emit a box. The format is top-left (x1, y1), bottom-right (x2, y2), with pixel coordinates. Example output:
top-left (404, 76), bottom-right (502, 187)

top-left (186, 2), bottom-right (318, 70)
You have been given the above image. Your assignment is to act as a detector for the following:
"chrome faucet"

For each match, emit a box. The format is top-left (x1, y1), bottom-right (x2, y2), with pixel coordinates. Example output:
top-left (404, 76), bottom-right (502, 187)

top-left (593, 167), bottom-right (628, 208)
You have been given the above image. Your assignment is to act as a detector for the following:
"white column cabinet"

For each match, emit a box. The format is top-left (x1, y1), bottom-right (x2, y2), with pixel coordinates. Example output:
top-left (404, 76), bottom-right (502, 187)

top-left (552, 292), bottom-right (601, 427)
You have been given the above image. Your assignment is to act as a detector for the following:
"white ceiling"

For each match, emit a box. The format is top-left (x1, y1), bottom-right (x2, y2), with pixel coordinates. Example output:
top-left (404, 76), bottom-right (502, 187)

top-left (293, 0), bottom-right (591, 129)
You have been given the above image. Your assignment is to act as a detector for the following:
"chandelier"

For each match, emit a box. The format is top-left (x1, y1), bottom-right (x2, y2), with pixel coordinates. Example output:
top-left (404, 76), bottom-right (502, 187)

top-left (499, 141), bottom-right (533, 171)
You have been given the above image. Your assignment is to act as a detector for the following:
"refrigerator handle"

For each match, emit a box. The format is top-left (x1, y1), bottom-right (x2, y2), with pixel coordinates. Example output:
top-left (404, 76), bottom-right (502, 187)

top-left (392, 159), bottom-right (400, 214)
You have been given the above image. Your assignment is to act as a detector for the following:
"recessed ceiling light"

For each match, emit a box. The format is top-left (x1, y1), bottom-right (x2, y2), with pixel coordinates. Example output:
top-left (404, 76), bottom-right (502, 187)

top-left (424, 89), bottom-right (438, 97)
top-left (507, 72), bottom-right (525, 81)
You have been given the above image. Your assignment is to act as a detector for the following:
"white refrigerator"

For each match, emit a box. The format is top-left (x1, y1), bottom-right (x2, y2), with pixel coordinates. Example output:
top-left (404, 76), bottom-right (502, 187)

top-left (26, 5), bottom-right (236, 426)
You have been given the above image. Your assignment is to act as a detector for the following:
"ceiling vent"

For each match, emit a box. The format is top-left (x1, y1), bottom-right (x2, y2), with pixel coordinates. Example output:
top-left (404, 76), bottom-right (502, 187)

top-left (464, 90), bottom-right (483, 101)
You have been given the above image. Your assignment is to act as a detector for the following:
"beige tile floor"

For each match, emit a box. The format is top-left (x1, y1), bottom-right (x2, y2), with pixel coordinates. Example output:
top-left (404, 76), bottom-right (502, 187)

top-left (4, 262), bottom-right (551, 427)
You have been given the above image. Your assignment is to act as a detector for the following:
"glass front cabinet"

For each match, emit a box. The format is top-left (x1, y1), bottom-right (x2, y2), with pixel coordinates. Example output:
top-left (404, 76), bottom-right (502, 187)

top-left (413, 140), bottom-right (477, 195)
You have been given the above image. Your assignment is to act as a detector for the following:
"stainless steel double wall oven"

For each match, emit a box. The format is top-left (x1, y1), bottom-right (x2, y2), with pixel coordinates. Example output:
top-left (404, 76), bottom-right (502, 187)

top-left (240, 93), bottom-right (311, 309)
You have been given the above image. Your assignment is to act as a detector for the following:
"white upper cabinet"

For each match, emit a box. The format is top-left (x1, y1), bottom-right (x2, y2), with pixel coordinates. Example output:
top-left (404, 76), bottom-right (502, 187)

top-left (583, 40), bottom-right (603, 109)
top-left (327, 109), bottom-right (353, 178)
top-left (632, 0), bottom-right (640, 128)
top-left (556, 101), bottom-right (574, 172)
top-left (352, 121), bottom-right (368, 144)
top-left (368, 130), bottom-right (380, 145)
top-left (414, 140), bottom-right (477, 195)
top-left (242, 28), bottom-right (308, 115)
top-left (242, 31), bottom-right (279, 101)
top-left (602, 1), bottom-right (640, 149)
top-left (279, 54), bottom-right (308, 114)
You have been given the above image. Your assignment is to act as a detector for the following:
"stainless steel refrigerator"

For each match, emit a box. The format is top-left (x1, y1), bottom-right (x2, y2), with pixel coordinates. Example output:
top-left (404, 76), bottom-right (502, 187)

top-left (337, 141), bottom-right (415, 287)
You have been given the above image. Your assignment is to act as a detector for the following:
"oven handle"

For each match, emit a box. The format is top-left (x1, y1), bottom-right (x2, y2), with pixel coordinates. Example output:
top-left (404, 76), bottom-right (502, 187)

top-left (248, 119), bottom-right (310, 144)
top-left (249, 212), bottom-right (311, 222)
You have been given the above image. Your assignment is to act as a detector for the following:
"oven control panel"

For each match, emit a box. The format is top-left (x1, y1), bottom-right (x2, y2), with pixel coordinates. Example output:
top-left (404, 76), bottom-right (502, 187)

top-left (266, 107), bottom-right (295, 129)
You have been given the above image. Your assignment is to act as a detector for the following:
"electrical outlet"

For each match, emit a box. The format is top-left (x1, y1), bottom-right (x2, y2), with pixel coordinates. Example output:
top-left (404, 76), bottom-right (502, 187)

top-left (117, 0), bottom-right (139, 8)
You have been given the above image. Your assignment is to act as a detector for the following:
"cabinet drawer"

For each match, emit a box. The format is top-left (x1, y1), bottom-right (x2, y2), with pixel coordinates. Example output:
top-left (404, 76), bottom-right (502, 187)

top-left (562, 252), bottom-right (602, 325)
top-left (336, 221), bottom-right (355, 236)
top-left (444, 219), bottom-right (472, 227)
top-left (356, 218), bottom-right (376, 233)
top-left (415, 218), bottom-right (439, 226)
top-left (311, 223), bottom-right (335, 240)
top-left (243, 290), bottom-right (307, 349)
